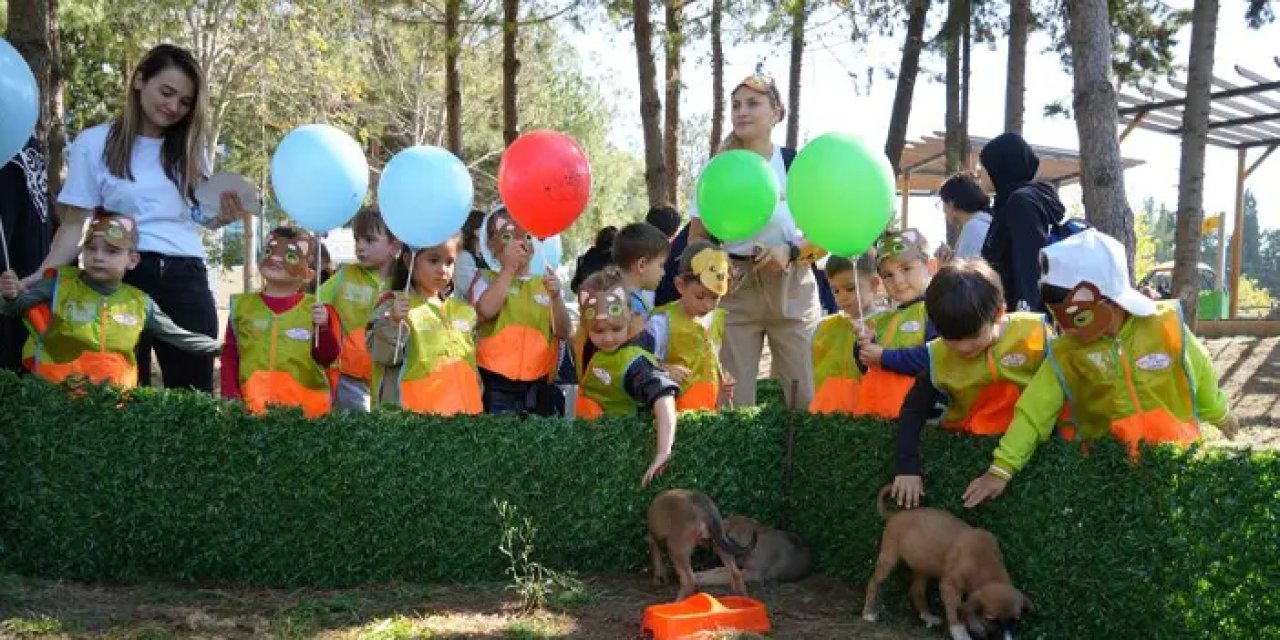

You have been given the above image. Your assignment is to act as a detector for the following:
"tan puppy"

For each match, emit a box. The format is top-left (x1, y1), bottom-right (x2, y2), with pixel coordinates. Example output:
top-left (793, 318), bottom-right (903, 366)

top-left (862, 486), bottom-right (1031, 640)
top-left (647, 489), bottom-right (756, 601)
top-left (694, 515), bottom-right (812, 587)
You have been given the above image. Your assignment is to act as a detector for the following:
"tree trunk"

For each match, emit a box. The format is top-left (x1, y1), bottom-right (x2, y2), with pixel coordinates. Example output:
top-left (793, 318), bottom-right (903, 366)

top-left (884, 0), bottom-right (929, 172)
top-left (634, 0), bottom-right (668, 206)
top-left (444, 0), bottom-right (463, 155)
top-left (1172, 0), bottom-right (1219, 323)
top-left (709, 0), bottom-right (724, 157)
top-left (663, 0), bottom-right (683, 205)
top-left (5, 0), bottom-right (65, 206)
top-left (960, 4), bottom-right (971, 164)
top-left (502, 0), bottom-right (520, 147)
top-left (1005, 0), bottom-right (1029, 134)
top-left (786, 0), bottom-right (805, 149)
top-left (943, 0), bottom-right (966, 245)
top-left (1068, 0), bottom-right (1136, 275)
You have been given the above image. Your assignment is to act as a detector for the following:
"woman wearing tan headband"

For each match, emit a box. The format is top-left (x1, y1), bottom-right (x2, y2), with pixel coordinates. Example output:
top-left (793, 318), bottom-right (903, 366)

top-left (686, 71), bottom-right (822, 409)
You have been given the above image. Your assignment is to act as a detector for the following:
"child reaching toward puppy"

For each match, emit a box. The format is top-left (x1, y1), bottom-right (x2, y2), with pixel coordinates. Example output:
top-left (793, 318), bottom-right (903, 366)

top-left (574, 267), bottom-right (681, 486)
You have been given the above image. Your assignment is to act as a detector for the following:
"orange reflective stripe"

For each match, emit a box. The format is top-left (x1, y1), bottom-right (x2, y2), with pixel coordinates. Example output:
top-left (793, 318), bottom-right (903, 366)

top-left (985, 349), bottom-right (999, 382)
top-left (576, 395), bottom-right (605, 421)
top-left (883, 315), bottom-right (902, 346)
top-left (1110, 410), bottom-right (1199, 458)
top-left (35, 351), bottom-right (135, 387)
top-left (676, 381), bottom-right (719, 412)
top-left (400, 358), bottom-right (483, 416)
top-left (242, 370), bottom-right (331, 418)
top-left (856, 368), bottom-right (915, 419)
top-left (24, 303), bottom-right (50, 336)
top-left (338, 328), bottom-right (373, 380)
top-left (477, 325), bottom-right (556, 381)
top-left (809, 377), bottom-right (860, 415)
top-left (942, 380), bottom-right (1019, 435)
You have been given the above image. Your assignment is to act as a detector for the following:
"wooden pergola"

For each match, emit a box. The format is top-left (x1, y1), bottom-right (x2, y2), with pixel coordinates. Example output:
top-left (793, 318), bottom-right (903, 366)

top-left (1117, 57), bottom-right (1280, 318)
top-left (895, 133), bottom-right (1145, 228)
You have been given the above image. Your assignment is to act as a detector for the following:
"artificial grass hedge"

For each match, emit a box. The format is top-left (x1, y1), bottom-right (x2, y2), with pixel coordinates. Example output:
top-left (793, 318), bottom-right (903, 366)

top-left (0, 373), bottom-right (1277, 638)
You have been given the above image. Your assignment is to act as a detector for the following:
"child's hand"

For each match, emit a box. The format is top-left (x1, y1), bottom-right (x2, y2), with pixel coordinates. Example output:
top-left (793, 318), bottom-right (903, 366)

top-left (667, 364), bottom-right (691, 385)
top-left (499, 239), bottom-right (532, 273)
top-left (890, 475), bottom-right (925, 509)
top-left (859, 341), bottom-right (884, 367)
top-left (311, 303), bottom-right (329, 328)
top-left (390, 296), bottom-right (410, 323)
top-left (543, 267), bottom-right (563, 299)
top-left (0, 270), bottom-right (24, 300)
top-left (642, 450), bottom-right (672, 488)
top-left (962, 472), bottom-right (1008, 508)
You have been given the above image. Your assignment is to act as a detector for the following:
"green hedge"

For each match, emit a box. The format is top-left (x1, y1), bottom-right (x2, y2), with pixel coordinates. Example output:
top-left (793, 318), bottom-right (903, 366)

top-left (0, 373), bottom-right (1277, 639)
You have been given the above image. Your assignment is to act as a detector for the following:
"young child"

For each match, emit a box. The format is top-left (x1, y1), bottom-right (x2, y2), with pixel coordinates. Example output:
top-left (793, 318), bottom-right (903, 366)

top-left (612, 222), bottom-right (670, 321)
top-left (367, 236), bottom-right (481, 415)
top-left (810, 253), bottom-right (881, 415)
top-left (890, 260), bottom-right (1052, 508)
top-left (320, 208), bottom-right (402, 411)
top-left (222, 226), bottom-right (341, 418)
top-left (856, 229), bottom-right (939, 418)
top-left (470, 208), bottom-right (572, 415)
top-left (963, 230), bottom-right (1236, 508)
top-left (647, 241), bottom-right (734, 411)
top-left (0, 210), bottom-right (221, 387)
top-left (574, 267), bottom-right (681, 487)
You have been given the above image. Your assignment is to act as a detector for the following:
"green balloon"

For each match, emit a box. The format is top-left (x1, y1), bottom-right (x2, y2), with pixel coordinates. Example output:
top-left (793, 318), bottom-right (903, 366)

top-left (696, 150), bottom-right (779, 243)
top-left (787, 133), bottom-right (895, 257)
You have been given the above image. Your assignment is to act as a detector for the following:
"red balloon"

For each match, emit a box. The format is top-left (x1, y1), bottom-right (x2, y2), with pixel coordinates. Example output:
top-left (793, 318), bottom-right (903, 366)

top-left (498, 130), bottom-right (592, 239)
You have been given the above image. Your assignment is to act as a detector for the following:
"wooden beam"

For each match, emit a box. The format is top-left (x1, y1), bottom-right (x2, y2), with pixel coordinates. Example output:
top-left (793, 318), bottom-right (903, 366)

top-left (1117, 80), bottom-right (1280, 115)
top-left (1120, 118), bottom-right (1244, 147)
top-left (1208, 112), bottom-right (1280, 131)
top-left (1230, 148), bottom-right (1246, 318)
top-left (1217, 73), bottom-right (1280, 111)
top-left (899, 171), bottom-right (911, 231)
top-left (1245, 144), bottom-right (1278, 178)
top-left (1119, 111), bottom-right (1147, 143)
top-left (902, 151), bottom-right (946, 173)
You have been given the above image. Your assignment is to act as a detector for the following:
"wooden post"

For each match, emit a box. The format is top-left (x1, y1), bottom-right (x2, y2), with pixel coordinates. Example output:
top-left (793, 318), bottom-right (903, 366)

top-left (1229, 147), bottom-right (1245, 318)
top-left (1118, 111), bottom-right (1147, 144)
top-left (242, 212), bottom-right (255, 293)
top-left (899, 171), bottom-right (911, 230)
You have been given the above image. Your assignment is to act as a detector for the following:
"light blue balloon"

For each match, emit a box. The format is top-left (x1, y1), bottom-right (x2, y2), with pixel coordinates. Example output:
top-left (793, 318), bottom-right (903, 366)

top-left (378, 145), bottom-right (474, 249)
top-left (530, 234), bottom-right (563, 274)
top-left (0, 38), bottom-right (39, 164)
top-left (270, 124), bottom-right (368, 233)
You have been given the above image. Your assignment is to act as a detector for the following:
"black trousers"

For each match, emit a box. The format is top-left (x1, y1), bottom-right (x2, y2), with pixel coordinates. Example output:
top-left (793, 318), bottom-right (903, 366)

top-left (124, 252), bottom-right (218, 391)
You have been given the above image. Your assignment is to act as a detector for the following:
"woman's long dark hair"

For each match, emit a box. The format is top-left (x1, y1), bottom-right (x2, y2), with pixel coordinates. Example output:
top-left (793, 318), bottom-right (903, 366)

top-left (938, 172), bottom-right (991, 214)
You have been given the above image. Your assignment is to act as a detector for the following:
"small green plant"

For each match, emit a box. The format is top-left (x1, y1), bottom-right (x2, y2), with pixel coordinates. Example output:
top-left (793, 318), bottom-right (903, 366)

top-left (356, 616), bottom-right (427, 640)
top-left (495, 500), bottom-right (588, 613)
top-left (0, 615), bottom-right (62, 636)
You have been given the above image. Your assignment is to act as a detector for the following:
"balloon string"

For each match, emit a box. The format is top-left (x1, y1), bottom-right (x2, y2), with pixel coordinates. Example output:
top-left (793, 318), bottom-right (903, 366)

top-left (853, 268), bottom-right (865, 330)
top-left (393, 250), bottom-right (417, 361)
top-left (0, 219), bottom-right (10, 273)
top-left (314, 236), bottom-right (324, 349)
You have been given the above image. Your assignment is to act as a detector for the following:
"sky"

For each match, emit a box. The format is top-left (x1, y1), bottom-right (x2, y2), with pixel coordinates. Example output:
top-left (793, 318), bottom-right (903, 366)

top-left (567, 2), bottom-right (1279, 261)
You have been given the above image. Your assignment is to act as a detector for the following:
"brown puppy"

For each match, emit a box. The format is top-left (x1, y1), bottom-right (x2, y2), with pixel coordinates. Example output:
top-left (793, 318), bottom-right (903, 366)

top-left (862, 486), bottom-right (1031, 640)
top-left (694, 515), bottom-right (812, 587)
top-left (647, 489), bottom-right (756, 601)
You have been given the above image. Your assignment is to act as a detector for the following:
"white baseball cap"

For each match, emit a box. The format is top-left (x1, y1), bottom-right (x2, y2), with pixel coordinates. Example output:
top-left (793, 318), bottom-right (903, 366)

top-left (1039, 229), bottom-right (1156, 317)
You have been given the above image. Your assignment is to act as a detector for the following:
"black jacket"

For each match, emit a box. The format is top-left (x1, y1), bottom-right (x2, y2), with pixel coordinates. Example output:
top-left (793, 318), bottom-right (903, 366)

top-left (979, 133), bottom-right (1065, 313)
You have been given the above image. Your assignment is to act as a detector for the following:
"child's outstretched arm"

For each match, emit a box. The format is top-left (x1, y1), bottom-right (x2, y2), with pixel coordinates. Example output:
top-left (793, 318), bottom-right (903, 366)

top-left (963, 361), bottom-right (1065, 508)
top-left (310, 303), bottom-right (342, 367)
top-left (220, 317), bottom-right (240, 400)
top-left (366, 294), bottom-right (408, 367)
top-left (877, 321), bottom-right (939, 376)
top-left (145, 299), bottom-right (222, 355)
top-left (645, 396), bottom-right (677, 487)
top-left (893, 372), bottom-right (946, 509)
top-left (0, 269), bottom-right (54, 316)
top-left (622, 351), bottom-right (681, 487)
top-left (1183, 329), bottom-right (1235, 436)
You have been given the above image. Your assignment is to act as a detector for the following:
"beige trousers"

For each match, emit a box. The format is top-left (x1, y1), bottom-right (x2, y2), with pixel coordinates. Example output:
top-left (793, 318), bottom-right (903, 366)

top-left (718, 262), bottom-right (821, 409)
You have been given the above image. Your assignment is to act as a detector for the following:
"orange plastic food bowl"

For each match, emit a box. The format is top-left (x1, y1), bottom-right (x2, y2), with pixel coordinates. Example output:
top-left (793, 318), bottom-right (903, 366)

top-left (641, 592), bottom-right (771, 639)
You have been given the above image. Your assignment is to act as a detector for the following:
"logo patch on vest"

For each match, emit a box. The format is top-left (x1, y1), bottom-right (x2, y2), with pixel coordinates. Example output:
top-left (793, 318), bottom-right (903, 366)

top-left (533, 293), bottom-right (551, 306)
top-left (285, 328), bottom-right (313, 341)
top-left (1087, 352), bottom-right (1109, 372)
top-left (342, 284), bottom-right (375, 305)
top-left (1000, 353), bottom-right (1028, 368)
top-left (111, 312), bottom-right (139, 327)
top-left (592, 367), bottom-right (612, 385)
top-left (452, 319), bottom-right (472, 332)
top-left (899, 320), bottom-right (922, 333)
top-left (1135, 352), bottom-right (1172, 371)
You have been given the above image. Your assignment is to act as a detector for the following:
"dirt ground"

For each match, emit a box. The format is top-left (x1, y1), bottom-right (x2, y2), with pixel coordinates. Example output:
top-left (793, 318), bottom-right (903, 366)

top-left (0, 573), bottom-right (936, 640)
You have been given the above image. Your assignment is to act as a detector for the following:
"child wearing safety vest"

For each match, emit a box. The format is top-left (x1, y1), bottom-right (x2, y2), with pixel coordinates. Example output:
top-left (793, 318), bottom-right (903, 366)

top-left (574, 267), bottom-right (681, 487)
top-left (646, 241), bottom-right (734, 411)
top-left (856, 228), bottom-right (939, 418)
top-left (367, 236), bottom-right (482, 415)
top-left (889, 260), bottom-right (1051, 509)
top-left (0, 210), bottom-right (221, 387)
top-left (963, 230), bottom-right (1237, 508)
top-left (319, 207), bottom-right (401, 411)
top-left (810, 253), bottom-right (882, 415)
top-left (222, 226), bottom-right (341, 418)
top-left (469, 208), bottom-right (573, 416)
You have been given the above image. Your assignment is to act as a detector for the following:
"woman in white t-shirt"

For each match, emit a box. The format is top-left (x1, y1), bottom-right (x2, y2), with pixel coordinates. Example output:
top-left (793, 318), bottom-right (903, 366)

top-left (936, 172), bottom-right (992, 261)
top-left (29, 44), bottom-right (241, 391)
top-left (687, 72), bottom-right (822, 409)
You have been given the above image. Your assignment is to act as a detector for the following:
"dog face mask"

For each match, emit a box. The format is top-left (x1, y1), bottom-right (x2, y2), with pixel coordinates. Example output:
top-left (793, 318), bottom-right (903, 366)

top-left (1048, 281), bottom-right (1118, 342)
top-left (687, 247), bottom-right (730, 296)
top-left (261, 233), bottom-right (314, 280)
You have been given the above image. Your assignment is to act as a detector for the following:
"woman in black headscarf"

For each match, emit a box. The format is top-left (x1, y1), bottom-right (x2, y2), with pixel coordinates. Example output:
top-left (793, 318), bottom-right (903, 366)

top-left (0, 138), bottom-right (54, 373)
top-left (979, 132), bottom-right (1066, 313)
